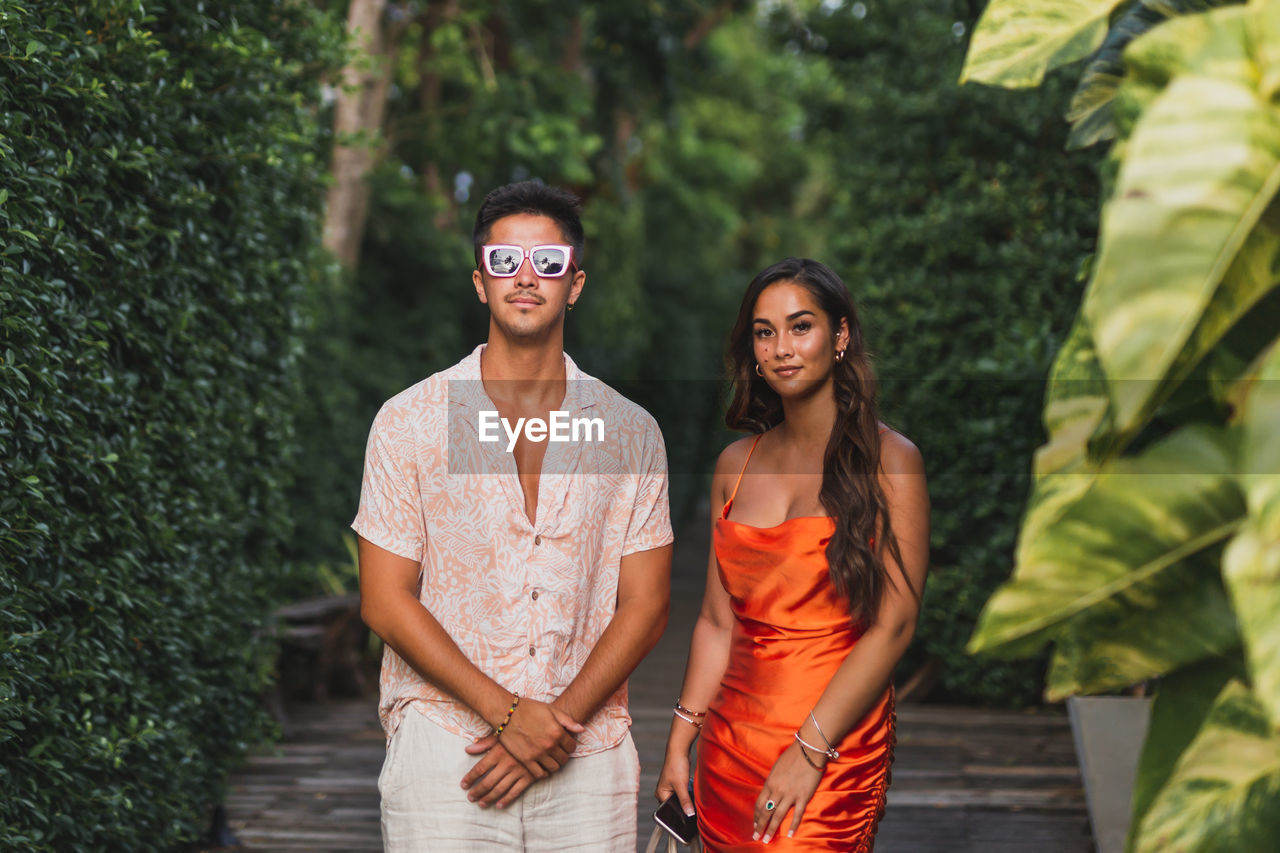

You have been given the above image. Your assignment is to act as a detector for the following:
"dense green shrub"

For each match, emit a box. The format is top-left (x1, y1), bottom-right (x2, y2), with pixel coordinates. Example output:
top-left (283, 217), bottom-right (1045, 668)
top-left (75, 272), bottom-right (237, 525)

top-left (0, 2), bottom-right (342, 849)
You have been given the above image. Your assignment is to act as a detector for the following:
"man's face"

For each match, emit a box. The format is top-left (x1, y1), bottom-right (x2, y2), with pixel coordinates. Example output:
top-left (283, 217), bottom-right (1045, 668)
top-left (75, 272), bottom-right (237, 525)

top-left (472, 213), bottom-right (585, 343)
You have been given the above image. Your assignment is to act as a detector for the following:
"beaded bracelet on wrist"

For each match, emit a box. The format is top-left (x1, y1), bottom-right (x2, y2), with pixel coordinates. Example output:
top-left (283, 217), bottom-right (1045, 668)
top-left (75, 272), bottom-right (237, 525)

top-left (673, 698), bottom-right (707, 729)
top-left (675, 699), bottom-right (706, 718)
top-left (495, 694), bottom-right (520, 736)
top-left (670, 701), bottom-right (701, 722)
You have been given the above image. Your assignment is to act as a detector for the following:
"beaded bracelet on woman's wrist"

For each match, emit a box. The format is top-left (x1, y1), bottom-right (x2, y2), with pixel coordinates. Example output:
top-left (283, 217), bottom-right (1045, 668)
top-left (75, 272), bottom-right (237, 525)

top-left (673, 698), bottom-right (707, 729)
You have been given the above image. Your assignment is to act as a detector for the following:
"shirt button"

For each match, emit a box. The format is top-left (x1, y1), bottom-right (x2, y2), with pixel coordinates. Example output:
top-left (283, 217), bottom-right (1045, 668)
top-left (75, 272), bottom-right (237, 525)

top-left (534, 534), bottom-right (542, 545)
top-left (531, 590), bottom-right (539, 601)
top-left (528, 645), bottom-right (536, 656)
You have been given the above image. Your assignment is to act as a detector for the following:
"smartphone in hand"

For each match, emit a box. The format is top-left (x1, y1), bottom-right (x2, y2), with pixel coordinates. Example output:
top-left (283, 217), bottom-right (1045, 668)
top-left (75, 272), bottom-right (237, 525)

top-left (654, 787), bottom-right (698, 844)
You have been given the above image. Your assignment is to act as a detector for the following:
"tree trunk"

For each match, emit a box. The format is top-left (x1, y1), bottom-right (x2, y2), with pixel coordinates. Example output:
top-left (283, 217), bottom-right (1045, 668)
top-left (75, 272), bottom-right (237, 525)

top-left (322, 0), bottom-right (396, 270)
top-left (419, 0), bottom-right (459, 231)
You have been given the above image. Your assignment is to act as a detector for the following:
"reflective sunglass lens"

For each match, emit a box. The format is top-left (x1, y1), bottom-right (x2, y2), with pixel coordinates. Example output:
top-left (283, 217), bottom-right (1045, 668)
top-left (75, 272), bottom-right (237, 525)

top-left (531, 248), bottom-right (567, 275)
top-left (487, 247), bottom-right (520, 275)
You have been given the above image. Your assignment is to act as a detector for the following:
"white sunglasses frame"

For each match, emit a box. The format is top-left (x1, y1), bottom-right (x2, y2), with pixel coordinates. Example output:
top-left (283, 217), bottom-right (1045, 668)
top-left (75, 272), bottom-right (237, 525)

top-left (479, 244), bottom-right (576, 278)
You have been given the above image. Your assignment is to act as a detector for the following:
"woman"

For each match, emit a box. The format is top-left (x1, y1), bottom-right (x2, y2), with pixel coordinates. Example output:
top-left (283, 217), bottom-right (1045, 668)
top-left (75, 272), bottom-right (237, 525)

top-left (655, 259), bottom-right (929, 851)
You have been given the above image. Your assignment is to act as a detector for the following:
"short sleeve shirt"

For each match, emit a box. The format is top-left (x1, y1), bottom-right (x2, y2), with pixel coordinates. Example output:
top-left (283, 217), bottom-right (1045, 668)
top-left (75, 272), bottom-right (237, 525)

top-left (352, 345), bottom-right (673, 755)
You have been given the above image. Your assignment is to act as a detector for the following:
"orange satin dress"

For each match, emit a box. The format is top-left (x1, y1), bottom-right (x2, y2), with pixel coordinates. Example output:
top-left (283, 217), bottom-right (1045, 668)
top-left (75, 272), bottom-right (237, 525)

top-left (694, 437), bottom-right (895, 852)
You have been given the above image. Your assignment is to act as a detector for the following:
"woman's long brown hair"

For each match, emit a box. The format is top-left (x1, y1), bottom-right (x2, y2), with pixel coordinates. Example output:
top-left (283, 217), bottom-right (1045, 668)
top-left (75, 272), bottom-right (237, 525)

top-left (724, 258), bottom-right (914, 625)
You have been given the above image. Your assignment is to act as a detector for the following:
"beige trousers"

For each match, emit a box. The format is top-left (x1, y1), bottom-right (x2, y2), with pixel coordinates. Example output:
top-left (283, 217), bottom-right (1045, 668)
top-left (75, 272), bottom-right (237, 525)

top-left (379, 706), bottom-right (639, 852)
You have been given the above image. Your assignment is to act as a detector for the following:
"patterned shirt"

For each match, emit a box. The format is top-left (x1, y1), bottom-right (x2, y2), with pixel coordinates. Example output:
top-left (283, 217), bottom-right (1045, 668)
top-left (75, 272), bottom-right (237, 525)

top-left (352, 345), bottom-right (673, 755)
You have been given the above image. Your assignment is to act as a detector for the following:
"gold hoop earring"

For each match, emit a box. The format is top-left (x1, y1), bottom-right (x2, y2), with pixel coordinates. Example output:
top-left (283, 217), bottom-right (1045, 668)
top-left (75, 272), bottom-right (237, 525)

top-left (755, 363), bottom-right (764, 377)
top-left (567, 302), bottom-right (576, 312)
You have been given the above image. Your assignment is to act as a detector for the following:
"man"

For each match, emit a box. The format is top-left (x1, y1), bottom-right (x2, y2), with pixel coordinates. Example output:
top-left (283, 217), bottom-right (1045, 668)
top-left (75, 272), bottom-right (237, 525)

top-left (354, 180), bottom-right (673, 851)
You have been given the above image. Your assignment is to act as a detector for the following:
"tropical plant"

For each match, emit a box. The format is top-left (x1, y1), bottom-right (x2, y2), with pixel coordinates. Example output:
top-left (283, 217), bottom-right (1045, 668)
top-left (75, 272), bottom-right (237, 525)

top-left (961, 0), bottom-right (1280, 849)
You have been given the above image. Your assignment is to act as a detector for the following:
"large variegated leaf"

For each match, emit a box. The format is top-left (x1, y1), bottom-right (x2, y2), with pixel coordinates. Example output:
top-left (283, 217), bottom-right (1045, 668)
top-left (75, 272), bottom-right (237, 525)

top-left (1206, 290), bottom-right (1280, 410)
top-left (1106, 9), bottom-right (1213, 125)
top-left (960, 0), bottom-right (1126, 88)
top-left (1033, 310), bottom-right (1113, 478)
top-left (1134, 680), bottom-right (1280, 852)
top-left (1126, 658), bottom-right (1245, 853)
top-left (1085, 3), bottom-right (1280, 439)
top-left (1065, 0), bottom-right (1216, 149)
top-left (1222, 341), bottom-right (1280, 728)
top-left (968, 424), bottom-right (1244, 659)
top-left (1043, 549), bottom-right (1236, 698)
top-left (1020, 315), bottom-right (1115, 582)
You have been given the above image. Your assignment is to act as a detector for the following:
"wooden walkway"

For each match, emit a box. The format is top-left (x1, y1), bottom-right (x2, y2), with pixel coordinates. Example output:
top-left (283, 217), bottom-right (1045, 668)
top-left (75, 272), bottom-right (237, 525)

top-left (224, 521), bottom-right (1093, 851)
top-left (223, 700), bottom-right (1090, 852)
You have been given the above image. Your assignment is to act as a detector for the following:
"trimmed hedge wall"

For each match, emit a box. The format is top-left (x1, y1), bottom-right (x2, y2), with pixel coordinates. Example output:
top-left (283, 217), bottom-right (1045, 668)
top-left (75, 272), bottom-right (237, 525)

top-left (0, 3), bottom-right (342, 849)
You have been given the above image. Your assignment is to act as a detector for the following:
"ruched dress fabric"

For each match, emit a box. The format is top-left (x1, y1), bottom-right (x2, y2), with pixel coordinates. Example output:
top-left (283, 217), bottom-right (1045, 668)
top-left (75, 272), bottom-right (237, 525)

top-left (694, 443), bottom-right (895, 852)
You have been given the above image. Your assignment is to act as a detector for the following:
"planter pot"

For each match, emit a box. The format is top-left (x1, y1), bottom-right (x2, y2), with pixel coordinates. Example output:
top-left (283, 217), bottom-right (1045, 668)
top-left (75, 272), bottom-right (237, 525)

top-left (1066, 695), bottom-right (1153, 853)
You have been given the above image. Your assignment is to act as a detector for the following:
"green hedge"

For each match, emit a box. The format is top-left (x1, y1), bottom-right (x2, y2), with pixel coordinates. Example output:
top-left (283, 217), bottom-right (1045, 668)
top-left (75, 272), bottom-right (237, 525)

top-left (0, 2), bottom-right (342, 849)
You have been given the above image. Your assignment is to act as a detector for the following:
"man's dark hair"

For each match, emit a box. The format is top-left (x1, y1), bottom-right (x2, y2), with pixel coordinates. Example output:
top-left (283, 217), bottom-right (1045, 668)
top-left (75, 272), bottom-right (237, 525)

top-left (472, 180), bottom-right (585, 267)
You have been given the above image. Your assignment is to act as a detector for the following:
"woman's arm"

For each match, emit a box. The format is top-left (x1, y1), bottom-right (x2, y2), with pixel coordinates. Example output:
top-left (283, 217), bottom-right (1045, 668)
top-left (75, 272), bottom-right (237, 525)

top-left (754, 431), bottom-right (930, 843)
top-left (799, 430), bottom-right (930, 744)
top-left (653, 442), bottom-right (748, 816)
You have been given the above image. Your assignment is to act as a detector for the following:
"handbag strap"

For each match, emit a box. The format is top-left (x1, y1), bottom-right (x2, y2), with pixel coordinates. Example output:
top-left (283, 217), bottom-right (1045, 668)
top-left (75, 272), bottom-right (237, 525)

top-left (645, 824), bottom-right (702, 853)
top-left (643, 825), bottom-right (679, 853)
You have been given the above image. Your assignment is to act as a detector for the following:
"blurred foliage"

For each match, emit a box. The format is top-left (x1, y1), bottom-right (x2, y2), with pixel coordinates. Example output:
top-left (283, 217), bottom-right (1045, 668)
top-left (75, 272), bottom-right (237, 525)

top-left (963, 0), bottom-right (1280, 847)
top-left (317, 533), bottom-right (362, 596)
top-left (294, 0), bottom-right (1099, 706)
top-left (0, 1), bottom-right (343, 849)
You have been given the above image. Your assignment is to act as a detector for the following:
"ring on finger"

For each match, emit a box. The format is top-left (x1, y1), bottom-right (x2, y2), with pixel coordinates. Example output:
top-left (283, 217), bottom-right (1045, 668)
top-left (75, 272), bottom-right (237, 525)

top-left (765, 799), bottom-right (776, 811)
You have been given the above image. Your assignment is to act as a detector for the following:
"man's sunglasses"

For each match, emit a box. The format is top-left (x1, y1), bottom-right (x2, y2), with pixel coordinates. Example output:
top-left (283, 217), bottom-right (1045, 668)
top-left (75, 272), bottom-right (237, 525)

top-left (480, 244), bottom-right (575, 278)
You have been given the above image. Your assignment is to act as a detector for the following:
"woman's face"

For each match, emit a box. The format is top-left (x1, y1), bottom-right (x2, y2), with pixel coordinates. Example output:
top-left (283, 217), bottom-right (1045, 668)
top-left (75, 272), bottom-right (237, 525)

top-left (750, 280), bottom-right (849, 397)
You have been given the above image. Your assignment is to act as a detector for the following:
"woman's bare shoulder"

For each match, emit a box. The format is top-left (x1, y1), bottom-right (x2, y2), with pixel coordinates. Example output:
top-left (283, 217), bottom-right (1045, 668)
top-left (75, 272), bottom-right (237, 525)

top-left (714, 434), bottom-right (760, 478)
top-left (706, 435), bottom-right (759, 508)
top-left (878, 426), bottom-right (924, 475)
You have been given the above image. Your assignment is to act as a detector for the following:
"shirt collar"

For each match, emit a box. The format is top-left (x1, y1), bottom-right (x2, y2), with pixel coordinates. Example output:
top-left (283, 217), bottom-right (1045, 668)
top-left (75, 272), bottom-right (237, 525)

top-left (450, 344), bottom-right (606, 412)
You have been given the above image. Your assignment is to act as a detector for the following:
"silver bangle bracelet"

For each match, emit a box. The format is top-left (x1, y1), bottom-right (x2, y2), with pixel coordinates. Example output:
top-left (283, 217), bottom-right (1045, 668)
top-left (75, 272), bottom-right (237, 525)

top-left (794, 730), bottom-right (837, 760)
top-left (794, 732), bottom-right (833, 765)
top-left (809, 710), bottom-right (838, 755)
